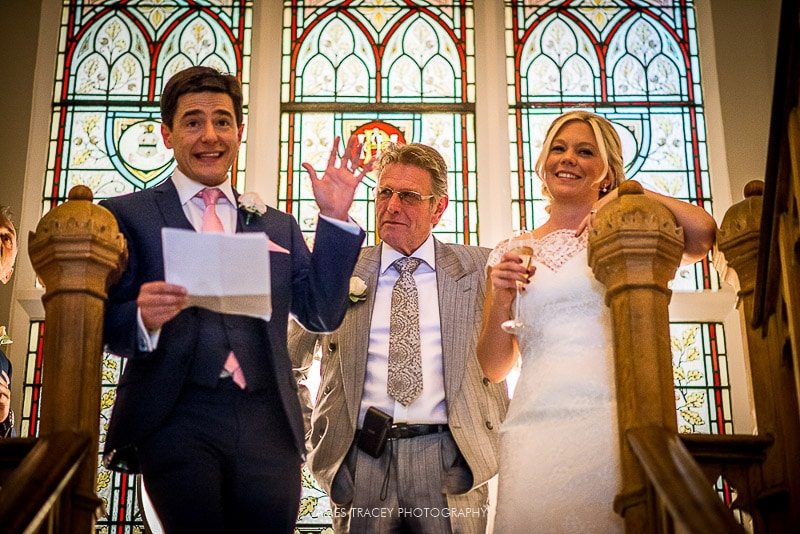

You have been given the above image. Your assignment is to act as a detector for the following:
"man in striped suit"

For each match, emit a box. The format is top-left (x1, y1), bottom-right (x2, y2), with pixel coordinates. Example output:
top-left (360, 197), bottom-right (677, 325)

top-left (291, 143), bottom-right (508, 533)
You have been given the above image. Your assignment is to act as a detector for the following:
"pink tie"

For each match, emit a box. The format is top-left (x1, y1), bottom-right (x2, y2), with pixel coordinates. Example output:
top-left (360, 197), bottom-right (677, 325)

top-left (199, 188), bottom-right (225, 233)
top-left (198, 188), bottom-right (247, 390)
top-left (223, 352), bottom-right (247, 390)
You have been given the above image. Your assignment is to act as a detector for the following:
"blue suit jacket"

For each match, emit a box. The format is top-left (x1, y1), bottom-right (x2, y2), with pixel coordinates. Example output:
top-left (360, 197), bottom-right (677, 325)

top-left (100, 178), bottom-right (364, 471)
top-left (0, 349), bottom-right (10, 378)
top-left (0, 348), bottom-right (14, 437)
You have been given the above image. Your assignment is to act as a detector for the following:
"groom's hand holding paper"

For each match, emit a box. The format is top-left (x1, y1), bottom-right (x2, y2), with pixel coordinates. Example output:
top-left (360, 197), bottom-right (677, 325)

top-left (162, 228), bottom-right (272, 321)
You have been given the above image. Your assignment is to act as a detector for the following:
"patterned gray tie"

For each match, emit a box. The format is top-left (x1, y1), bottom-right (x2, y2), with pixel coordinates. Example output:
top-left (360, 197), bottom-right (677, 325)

top-left (388, 257), bottom-right (424, 406)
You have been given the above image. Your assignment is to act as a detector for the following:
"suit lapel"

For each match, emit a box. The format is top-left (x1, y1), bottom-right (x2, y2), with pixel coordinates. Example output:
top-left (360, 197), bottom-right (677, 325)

top-left (434, 240), bottom-right (471, 404)
top-left (340, 245), bottom-right (381, 425)
top-left (231, 190), bottom-right (254, 234)
top-left (154, 178), bottom-right (194, 231)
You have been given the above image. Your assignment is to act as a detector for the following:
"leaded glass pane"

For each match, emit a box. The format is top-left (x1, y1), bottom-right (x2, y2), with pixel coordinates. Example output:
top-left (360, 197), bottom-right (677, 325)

top-left (46, 0), bottom-right (252, 211)
top-left (284, 1), bottom-right (474, 104)
top-left (382, 13), bottom-right (467, 102)
top-left (281, 1), bottom-right (476, 251)
top-left (19, 321), bottom-right (44, 438)
top-left (506, 0), bottom-right (715, 291)
top-left (42, 106), bottom-right (249, 212)
top-left (97, 354), bottom-right (142, 531)
top-left (292, 13), bottom-right (377, 102)
top-left (671, 322), bottom-right (733, 435)
top-left (278, 111), bottom-right (477, 246)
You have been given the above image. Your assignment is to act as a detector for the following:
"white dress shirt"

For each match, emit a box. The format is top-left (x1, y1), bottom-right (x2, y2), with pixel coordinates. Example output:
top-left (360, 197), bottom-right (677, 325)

top-left (358, 234), bottom-right (448, 426)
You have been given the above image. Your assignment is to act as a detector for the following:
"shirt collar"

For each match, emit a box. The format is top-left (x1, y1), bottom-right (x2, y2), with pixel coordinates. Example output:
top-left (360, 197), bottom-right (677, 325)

top-left (171, 168), bottom-right (236, 207)
top-left (380, 233), bottom-right (436, 275)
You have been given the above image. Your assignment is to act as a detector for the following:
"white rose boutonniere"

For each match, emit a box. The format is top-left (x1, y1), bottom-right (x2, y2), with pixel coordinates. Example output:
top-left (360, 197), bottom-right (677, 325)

top-left (349, 276), bottom-right (367, 303)
top-left (238, 192), bottom-right (267, 225)
top-left (0, 326), bottom-right (12, 346)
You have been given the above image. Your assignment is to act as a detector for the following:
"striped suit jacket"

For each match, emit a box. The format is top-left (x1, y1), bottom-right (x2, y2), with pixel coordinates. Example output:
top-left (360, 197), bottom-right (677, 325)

top-left (290, 239), bottom-right (509, 498)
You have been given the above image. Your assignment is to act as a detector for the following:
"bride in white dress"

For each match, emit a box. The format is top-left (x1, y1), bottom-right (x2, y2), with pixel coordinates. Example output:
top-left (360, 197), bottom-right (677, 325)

top-left (477, 111), bottom-right (716, 533)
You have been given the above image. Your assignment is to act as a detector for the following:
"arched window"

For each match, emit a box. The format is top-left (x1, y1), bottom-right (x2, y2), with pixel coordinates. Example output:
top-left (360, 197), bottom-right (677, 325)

top-left (508, 1), bottom-right (714, 290)
top-left (279, 1), bottom-right (477, 246)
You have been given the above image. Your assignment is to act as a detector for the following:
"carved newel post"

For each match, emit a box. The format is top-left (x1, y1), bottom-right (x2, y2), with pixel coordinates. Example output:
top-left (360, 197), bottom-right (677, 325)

top-left (717, 180), bottom-right (800, 530)
top-left (28, 185), bottom-right (126, 532)
top-left (588, 180), bottom-right (684, 533)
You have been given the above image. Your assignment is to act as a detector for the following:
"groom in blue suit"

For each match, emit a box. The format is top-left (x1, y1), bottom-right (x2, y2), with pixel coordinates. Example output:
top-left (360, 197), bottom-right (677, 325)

top-left (101, 66), bottom-right (368, 532)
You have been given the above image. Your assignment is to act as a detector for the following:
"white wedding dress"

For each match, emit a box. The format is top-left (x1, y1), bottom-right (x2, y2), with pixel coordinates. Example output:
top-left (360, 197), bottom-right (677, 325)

top-left (489, 229), bottom-right (623, 533)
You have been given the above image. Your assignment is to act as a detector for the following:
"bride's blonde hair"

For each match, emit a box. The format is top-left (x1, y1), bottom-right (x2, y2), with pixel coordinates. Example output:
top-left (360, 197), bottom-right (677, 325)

top-left (534, 111), bottom-right (625, 206)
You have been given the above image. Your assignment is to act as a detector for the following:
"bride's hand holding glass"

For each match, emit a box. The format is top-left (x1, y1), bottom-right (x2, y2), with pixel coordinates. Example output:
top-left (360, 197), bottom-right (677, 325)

top-left (491, 242), bottom-right (535, 334)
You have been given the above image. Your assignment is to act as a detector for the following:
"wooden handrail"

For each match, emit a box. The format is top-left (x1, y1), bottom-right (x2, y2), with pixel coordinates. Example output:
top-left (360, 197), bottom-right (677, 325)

top-left (0, 431), bottom-right (92, 533)
top-left (626, 426), bottom-right (745, 534)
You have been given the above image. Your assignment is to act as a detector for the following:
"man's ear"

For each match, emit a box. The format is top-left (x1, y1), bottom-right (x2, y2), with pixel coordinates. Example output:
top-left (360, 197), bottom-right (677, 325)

top-left (161, 122), bottom-right (173, 149)
top-left (430, 195), bottom-right (449, 226)
top-left (0, 267), bottom-right (13, 285)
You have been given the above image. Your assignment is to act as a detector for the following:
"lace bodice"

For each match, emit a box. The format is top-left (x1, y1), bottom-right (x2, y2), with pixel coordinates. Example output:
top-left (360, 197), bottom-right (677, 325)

top-left (487, 228), bottom-right (588, 272)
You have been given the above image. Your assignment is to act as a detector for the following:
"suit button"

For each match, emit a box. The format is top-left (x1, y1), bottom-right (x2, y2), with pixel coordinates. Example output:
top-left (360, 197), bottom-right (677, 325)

top-left (328, 342), bottom-right (337, 353)
top-left (482, 377), bottom-right (490, 386)
top-left (324, 385), bottom-right (332, 394)
top-left (485, 421), bottom-right (493, 430)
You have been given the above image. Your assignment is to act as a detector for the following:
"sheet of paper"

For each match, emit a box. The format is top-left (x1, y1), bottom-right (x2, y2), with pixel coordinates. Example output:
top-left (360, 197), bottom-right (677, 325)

top-left (162, 228), bottom-right (272, 321)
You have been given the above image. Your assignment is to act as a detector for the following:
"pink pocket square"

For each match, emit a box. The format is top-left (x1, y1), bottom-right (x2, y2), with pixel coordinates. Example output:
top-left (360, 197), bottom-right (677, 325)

top-left (268, 240), bottom-right (290, 254)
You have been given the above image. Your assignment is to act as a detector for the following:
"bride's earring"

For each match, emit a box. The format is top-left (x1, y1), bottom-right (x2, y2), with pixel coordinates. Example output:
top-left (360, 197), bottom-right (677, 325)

top-left (601, 183), bottom-right (609, 193)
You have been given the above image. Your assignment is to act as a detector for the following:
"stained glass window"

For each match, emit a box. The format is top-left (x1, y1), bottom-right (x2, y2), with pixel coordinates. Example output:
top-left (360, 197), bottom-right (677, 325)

top-left (670, 321), bottom-right (739, 520)
top-left (24, 2), bottom-right (253, 532)
top-left (19, 321), bottom-right (44, 438)
top-left (506, 0), bottom-right (716, 291)
top-left (279, 1), bottom-right (477, 246)
top-left (671, 322), bottom-right (733, 435)
top-left (42, 0), bottom-right (253, 213)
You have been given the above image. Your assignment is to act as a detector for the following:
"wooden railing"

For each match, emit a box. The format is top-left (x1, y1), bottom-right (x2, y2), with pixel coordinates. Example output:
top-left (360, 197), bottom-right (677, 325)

top-left (0, 185), bottom-right (126, 532)
top-left (588, 180), bottom-right (746, 533)
top-left (0, 431), bottom-right (92, 533)
top-left (712, 0), bottom-right (800, 530)
top-left (627, 427), bottom-right (744, 534)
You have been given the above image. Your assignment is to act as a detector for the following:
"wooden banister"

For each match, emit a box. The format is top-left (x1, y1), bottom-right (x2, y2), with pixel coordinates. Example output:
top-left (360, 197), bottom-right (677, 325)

top-left (15, 185), bottom-right (127, 532)
top-left (627, 426), bottom-right (745, 534)
top-left (717, 180), bottom-right (800, 531)
top-left (588, 180), bottom-right (685, 532)
top-left (0, 431), bottom-right (92, 533)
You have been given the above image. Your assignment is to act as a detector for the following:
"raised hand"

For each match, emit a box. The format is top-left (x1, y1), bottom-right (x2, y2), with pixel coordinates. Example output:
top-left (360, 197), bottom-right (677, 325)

top-left (302, 135), bottom-right (374, 221)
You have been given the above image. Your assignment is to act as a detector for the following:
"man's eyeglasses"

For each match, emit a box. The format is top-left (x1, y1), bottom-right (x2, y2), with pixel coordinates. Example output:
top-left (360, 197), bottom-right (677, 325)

top-left (374, 186), bottom-right (435, 205)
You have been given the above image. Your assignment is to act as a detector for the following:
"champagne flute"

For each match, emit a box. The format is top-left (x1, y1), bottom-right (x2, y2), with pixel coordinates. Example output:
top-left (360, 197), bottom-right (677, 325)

top-left (500, 244), bottom-right (534, 334)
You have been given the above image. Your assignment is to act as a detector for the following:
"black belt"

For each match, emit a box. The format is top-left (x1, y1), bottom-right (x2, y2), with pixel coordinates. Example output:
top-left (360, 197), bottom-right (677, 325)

top-left (386, 423), bottom-right (449, 440)
top-left (353, 423), bottom-right (449, 442)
